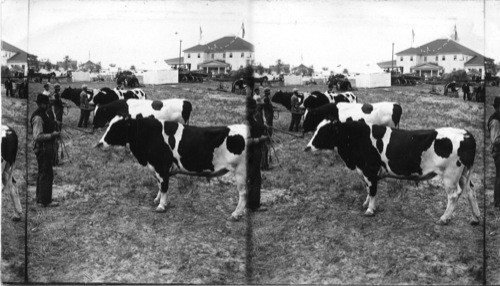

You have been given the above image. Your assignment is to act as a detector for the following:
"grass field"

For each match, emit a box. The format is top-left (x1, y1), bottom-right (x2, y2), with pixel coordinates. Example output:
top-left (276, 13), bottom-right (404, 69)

top-left (2, 80), bottom-right (498, 284)
top-left (485, 86), bottom-right (500, 285)
top-left (6, 80), bottom-right (249, 283)
top-left (1, 92), bottom-right (28, 282)
top-left (252, 83), bottom-right (486, 284)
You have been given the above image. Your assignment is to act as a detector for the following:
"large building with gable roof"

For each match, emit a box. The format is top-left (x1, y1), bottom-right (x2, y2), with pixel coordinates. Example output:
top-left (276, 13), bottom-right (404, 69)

top-left (392, 38), bottom-right (487, 78)
top-left (166, 36), bottom-right (255, 74)
top-left (1, 40), bottom-right (35, 75)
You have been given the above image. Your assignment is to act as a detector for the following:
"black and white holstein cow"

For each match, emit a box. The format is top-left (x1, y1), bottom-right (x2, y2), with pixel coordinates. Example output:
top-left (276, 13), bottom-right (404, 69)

top-left (61, 87), bottom-right (95, 106)
top-left (97, 116), bottom-right (248, 220)
top-left (305, 120), bottom-right (480, 225)
top-left (91, 87), bottom-right (146, 106)
top-left (92, 98), bottom-right (192, 129)
top-left (1, 125), bottom-right (22, 221)
top-left (302, 91), bottom-right (357, 109)
top-left (302, 102), bottom-right (402, 133)
top-left (271, 90), bottom-right (305, 110)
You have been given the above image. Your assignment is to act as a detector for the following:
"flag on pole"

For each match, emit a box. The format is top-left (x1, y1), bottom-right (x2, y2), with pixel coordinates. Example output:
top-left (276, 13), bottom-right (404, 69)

top-left (454, 24), bottom-right (458, 41)
top-left (412, 29), bottom-right (415, 46)
top-left (241, 22), bottom-right (245, 38)
top-left (199, 26), bottom-right (202, 44)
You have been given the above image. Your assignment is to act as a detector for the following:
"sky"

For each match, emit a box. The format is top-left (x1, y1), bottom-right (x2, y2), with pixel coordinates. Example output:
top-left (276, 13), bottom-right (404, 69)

top-left (1, 0), bottom-right (499, 73)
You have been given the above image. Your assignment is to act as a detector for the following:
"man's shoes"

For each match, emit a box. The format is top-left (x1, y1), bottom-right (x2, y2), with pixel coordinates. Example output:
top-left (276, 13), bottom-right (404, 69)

top-left (43, 202), bottom-right (59, 208)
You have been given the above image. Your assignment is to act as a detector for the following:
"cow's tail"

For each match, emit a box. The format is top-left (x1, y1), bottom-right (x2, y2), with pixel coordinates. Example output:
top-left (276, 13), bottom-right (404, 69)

top-left (182, 101), bottom-right (192, 125)
top-left (392, 104), bottom-right (403, 129)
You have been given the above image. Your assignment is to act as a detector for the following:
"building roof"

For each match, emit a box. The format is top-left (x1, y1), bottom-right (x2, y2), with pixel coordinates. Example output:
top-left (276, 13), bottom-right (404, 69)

top-left (396, 39), bottom-right (483, 57)
top-left (165, 57), bottom-right (184, 65)
top-left (198, 60), bottom-right (230, 68)
top-left (410, 62), bottom-right (443, 71)
top-left (184, 36), bottom-right (254, 53)
top-left (2, 40), bottom-right (30, 63)
top-left (377, 60), bottom-right (399, 69)
top-left (464, 55), bottom-right (484, 66)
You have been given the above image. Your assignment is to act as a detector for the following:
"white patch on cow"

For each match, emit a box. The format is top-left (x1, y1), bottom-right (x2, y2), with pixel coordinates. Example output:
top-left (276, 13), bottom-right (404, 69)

top-left (306, 119), bottom-right (331, 151)
top-left (99, 116), bottom-right (124, 147)
top-left (337, 102), bottom-right (398, 127)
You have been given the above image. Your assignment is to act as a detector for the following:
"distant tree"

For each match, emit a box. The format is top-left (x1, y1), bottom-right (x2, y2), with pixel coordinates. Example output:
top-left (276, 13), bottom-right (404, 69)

top-left (95, 62), bottom-right (102, 73)
top-left (28, 54), bottom-right (39, 71)
top-left (44, 60), bottom-right (53, 70)
top-left (322, 67), bottom-right (328, 71)
top-left (130, 65), bottom-right (136, 72)
top-left (485, 57), bottom-right (498, 75)
top-left (109, 63), bottom-right (116, 68)
top-left (276, 59), bottom-right (282, 74)
top-left (342, 68), bottom-right (349, 75)
top-left (255, 64), bottom-right (264, 75)
top-left (62, 55), bottom-right (71, 70)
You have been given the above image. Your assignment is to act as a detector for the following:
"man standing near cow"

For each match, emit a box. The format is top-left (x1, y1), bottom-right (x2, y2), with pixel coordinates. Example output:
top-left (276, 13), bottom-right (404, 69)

top-left (78, 84), bottom-right (92, 128)
top-left (31, 93), bottom-right (60, 207)
top-left (488, 96), bottom-right (500, 208)
top-left (245, 76), bottom-right (269, 213)
top-left (4, 77), bottom-right (13, 97)
top-left (462, 81), bottom-right (471, 101)
top-left (260, 87), bottom-right (274, 170)
top-left (289, 88), bottom-right (303, 132)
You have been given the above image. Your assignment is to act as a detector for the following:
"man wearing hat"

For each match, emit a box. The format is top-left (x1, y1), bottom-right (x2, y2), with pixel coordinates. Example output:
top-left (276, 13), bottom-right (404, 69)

top-left (51, 84), bottom-right (64, 166)
top-left (31, 93), bottom-right (60, 207)
top-left (289, 88), bottom-right (302, 132)
top-left (260, 87), bottom-right (274, 170)
top-left (78, 84), bottom-right (91, 128)
top-left (488, 96), bottom-right (500, 208)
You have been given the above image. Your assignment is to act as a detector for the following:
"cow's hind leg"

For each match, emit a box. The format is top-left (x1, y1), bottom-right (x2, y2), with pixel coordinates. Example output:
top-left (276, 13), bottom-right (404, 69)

top-left (229, 165), bottom-right (247, 221)
top-left (154, 172), bottom-right (170, 212)
top-left (461, 166), bottom-right (480, 225)
top-left (362, 176), bottom-right (378, 216)
top-left (2, 163), bottom-right (22, 221)
top-left (437, 169), bottom-right (463, 225)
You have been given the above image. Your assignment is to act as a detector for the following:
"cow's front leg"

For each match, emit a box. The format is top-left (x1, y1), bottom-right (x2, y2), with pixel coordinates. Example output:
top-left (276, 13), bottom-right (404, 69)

top-left (155, 178), bottom-right (170, 213)
top-left (229, 168), bottom-right (247, 221)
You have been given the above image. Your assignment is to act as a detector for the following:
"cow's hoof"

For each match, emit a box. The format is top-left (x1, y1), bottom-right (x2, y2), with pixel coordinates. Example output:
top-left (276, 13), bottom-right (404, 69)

top-left (470, 219), bottom-right (480, 226)
top-left (227, 215), bottom-right (241, 222)
top-left (12, 216), bottom-right (21, 222)
top-left (155, 205), bottom-right (167, 213)
top-left (436, 218), bottom-right (449, 225)
top-left (364, 209), bottom-right (375, 217)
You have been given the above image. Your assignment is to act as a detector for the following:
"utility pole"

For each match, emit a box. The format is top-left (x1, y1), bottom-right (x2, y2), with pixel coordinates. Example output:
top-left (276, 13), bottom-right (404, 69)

top-left (178, 40), bottom-right (182, 70)
top-left (391, 43), bottom-right (394, 74)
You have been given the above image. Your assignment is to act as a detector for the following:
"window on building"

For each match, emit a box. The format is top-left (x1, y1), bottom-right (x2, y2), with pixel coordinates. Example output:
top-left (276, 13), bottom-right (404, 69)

top-left (241, 52), bottom-right (244, 58)
top-left (410, 56), bottom-right (413, 61)
top-left (223, 53), bottom-right (226, 58)
top-left (400, 57), bottom-right (403, 61)
top-left (230, 53), bottom-right (233, 58)
top-left (197, 53), bottom-right (200, 58)
top-left (249, 53), bottom-right (251, 58)
top-left (424, 56), bottom-right (427, 62)
top-left (454, 55), bottom-right (457, 60)
top-left (188, 53), bottom-right (191, 58)
top-left (211, 53), bottom-right (214, 59)
top-left (479, 68), bottom-right (482, 74)
top-left (442, 55), bottom-right (445, 61)
top-left (436, 56), bottom-right (439, 61)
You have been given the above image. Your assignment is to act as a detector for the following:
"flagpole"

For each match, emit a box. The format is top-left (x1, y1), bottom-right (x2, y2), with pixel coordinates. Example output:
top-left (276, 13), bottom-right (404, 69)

top-left (391, 43), bottom-right (394, 74)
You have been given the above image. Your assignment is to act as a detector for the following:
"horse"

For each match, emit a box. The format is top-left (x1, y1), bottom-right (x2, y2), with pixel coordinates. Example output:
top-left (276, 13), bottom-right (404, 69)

top-left (254, 75), bottom-right (268, 86)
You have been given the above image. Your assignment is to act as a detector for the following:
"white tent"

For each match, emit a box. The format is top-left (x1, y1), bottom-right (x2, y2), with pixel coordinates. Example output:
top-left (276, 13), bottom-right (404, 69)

top-left (72, 71), bottom-right (91, 82)
top-left (141, 61), bottom-right (178, 85)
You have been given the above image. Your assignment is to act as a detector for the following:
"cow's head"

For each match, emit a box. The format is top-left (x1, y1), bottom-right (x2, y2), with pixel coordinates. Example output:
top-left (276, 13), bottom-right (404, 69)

top-left (305, 119), bottom-right (339, 152)
top-left (97, 115), bottom-right (130, 148)
top-left (302, 104), bottom-right (339, 133)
